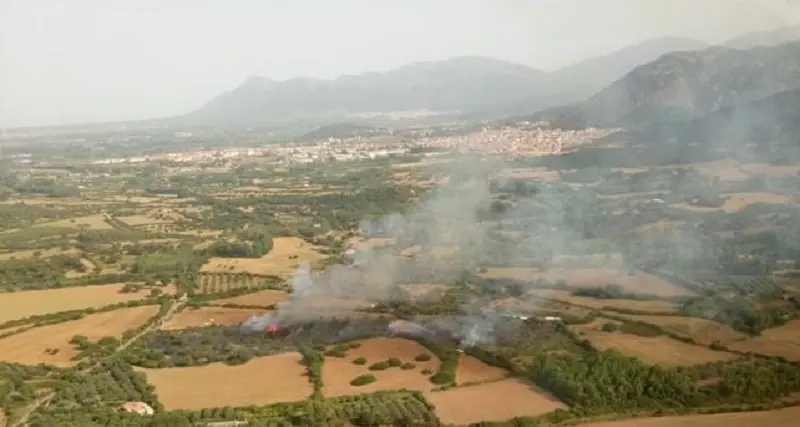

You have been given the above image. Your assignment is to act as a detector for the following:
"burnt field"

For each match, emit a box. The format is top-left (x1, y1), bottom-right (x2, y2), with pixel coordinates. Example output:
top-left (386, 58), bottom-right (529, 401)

top-left (123, 308), bottom-right (536, 369)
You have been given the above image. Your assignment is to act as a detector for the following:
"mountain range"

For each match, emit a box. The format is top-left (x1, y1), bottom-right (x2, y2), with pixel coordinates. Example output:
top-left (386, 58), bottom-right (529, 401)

top-left (180, 25), bottom-right (800, 131)
top-left (182, 37), bottom-right (710, 125)
top-left (535, 41), bottom-right (800, 128)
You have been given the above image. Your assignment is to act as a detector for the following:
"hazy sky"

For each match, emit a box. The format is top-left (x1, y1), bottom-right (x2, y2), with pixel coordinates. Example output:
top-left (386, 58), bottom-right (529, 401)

top-left (2, 0), bottom-right (800, 128)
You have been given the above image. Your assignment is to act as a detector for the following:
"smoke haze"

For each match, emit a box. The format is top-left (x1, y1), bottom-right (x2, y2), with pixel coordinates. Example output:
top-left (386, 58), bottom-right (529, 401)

top-left (3, 0), bottom-right (800, 127)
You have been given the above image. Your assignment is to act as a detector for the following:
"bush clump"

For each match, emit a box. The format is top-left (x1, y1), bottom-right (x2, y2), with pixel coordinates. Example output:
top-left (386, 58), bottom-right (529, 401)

top-left (369, 361), bottom-right (390, 371)
top-left (400, 362), bottom-right (416, 370)
top-left (386, 357), bottom-right (402, 367)
top-left (350, 374), bottom-right (377, 386)
top-left (324, 348), bottom-right (348, 358)
top-left (414, 353), bottom-right (432, 362)
top-left (429, 371), bottom-right (455, 385)
top-left (353, 357), bottom-right (367, 365)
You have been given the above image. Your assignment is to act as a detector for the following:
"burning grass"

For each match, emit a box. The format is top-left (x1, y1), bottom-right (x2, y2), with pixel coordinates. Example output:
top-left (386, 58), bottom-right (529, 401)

top-left (0, 305), bottom-right (158, 366)
top-left (0, 284), bottom-right (152, 324)
top-left (160, 307), bottom-right (266, 330)
top-left (321, 337), bottom-right (441, 397)
top-left (200, 237), bottom-right (325, 277)
top-left (578, 405), bottom-right (800, 427)
top-left (138, 352), bottom-right (312, 410)
top-left (427, 378), bottom-right (566, 425)
top-left (728, 319), bottom-right (800, 361)
top-left (480, 267), bottom-right (692, 297)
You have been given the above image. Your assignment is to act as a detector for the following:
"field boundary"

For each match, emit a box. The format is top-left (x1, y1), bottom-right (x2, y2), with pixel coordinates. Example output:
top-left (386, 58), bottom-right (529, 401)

top-left (0, 298), bottom-right (163, 340)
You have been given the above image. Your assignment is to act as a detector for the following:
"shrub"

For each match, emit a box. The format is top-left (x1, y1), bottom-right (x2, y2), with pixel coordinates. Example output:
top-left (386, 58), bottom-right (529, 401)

top-left (324, 348), bottom-right (348, 358)
top-left (401, 362), bottom-right (416, 370)
top-left (429, 371), bottom-right (455, 385)
top-left (414, 353), bottom-right (432, 362)
top-left (600, 322), bottom-right (619, 332)
top-left (353, 357), bottom-right (367, 365)
top-left (421, 368), bottom-right (433, 375)
top-left (347, 342), bottom-right (362, 349)
top-left (350, 374), bottom-right (377, 386)
top-left (386, 357), bottom-right (402, 367)
top-left (369, 361), bottom-right (389, 371)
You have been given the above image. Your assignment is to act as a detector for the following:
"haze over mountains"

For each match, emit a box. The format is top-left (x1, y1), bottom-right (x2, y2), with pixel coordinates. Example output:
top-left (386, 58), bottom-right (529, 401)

top-left (183, 56), bottom-right (551, 125)
top-left (183, 23), bottom-right (800, 132)
top-left (182, 37), bottom-right (713, 126)
top-left (537, 40), bottom-right (800, 128)
top-left (724, 24), bottom-right (800, 49)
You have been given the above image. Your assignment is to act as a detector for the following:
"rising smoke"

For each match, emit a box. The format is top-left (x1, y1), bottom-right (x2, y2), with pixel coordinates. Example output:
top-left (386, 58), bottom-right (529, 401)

top-left (240, 156), bottom-right (524, 345)
top-left (242, 73), bottom-right (798, 344)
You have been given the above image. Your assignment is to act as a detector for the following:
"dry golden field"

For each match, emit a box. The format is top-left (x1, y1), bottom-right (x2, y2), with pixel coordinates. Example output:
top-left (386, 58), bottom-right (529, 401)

top-left (347, 237), bottom-right (395, 251)
top-left (426, 379), bottom-right (566, 425)
top-left (480, 267), bottom-right (692, 297)
top-left (721, 192), bottom-right (793, 212)
top-left (576, 328), bottom-right (737, 366)
top-left (0, 284), bottom-right (151, 324)
top-left (212, 289), bottom-right (290, 307)
top-left (672, 192), bottom-right (792, 213)
top-left (533, 290), bottom-right (679, 313)
top-left (580, 405), bottom-right (800, 427)
top-left (117, 208), bottom-right (188, 226)
top-left (321, 337), bottom-right (440, 397)
top-left (739, 162), bottom-right (800, 177)
top-left (499, 168), bottom-right (561, 182)
top-left (33, 214), bottom-right (113, 230)
top-left (0, 247), bottom-right (80, 261)
top-left (728, 320), bottom-right (800, 361)
top-left (116, 215), bottom-right (171, 227)
top-left (618, 315), bottom-right (748, 346)
top-left (159, 307), bottom-right (264, 330)
top-left (455, 354), bottom-right (508, 384)
top-left (635, 220), bottom-right (686, 234)
top-left (0, 305), bottom-right (158, 366)
top-left (399, 283), bottom-right (450, 300)
top-left (551, 252), bottom-right (625, 266)
top-left (689, 160), bottom-right (749, 182)
top-left (138, 352), bottom-right (312, 410)
top-left (200, 237), bottom-right (325, 277)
